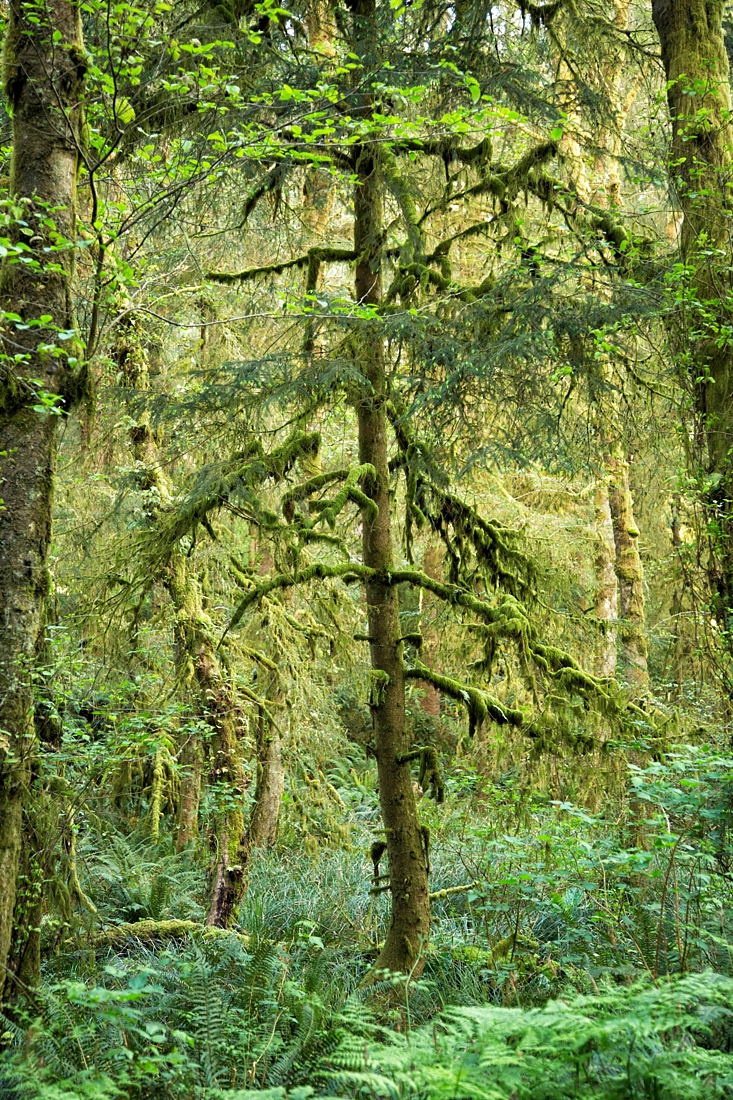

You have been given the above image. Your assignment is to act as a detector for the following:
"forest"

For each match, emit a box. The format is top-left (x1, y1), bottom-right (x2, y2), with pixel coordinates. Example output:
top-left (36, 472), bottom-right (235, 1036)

top-left (5, 0), bottom-right (733, 1095)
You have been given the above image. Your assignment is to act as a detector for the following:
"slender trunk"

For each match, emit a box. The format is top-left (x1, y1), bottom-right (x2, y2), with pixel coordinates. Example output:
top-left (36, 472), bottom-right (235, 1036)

top-left (608, 455), bottom-right (649, 692)
top-left (120, 416), bottom-right (286, 913)
top-left (0, 0), bottom-right (85, 1003)
top-left (667, 499), bottom-right (692, 695)
top-left (171, 568), bottom-right (246, 927)
top-left (593, 483), bottom-right (619, 678)
top-left (651, 0), bottom-right (733, 695)
top-left (554, 2), bottom-right (649, 687)
top-left (349, 0), bottom-right (430, 968)
top-left (165, 555), bottom-right (248, 928)
top-left (116, 311), bottom-right (203, 848)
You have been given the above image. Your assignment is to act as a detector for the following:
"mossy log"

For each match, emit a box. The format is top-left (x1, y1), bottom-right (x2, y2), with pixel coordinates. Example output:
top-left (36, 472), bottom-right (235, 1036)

top-left (93, 919), bottom-right (249, 947)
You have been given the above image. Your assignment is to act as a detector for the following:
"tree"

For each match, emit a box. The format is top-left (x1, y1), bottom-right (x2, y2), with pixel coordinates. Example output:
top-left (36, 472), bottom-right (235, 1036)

top-left (0, 0), bottom-right (86, 1001)
top-left (651, 0), bottom-right (733, 696)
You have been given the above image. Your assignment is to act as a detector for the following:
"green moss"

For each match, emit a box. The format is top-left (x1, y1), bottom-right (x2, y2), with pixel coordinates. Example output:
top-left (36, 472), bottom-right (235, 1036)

top-left (397, 746), bottom-right (445, 802)
top-left (368, 669), bottom-right (390, 706)
top-left (405, 662), bottom-right (523, 735)
top-left (94, 920), bottom-right (249, 947)
top-left (138, 430), bottom-right (321, 574)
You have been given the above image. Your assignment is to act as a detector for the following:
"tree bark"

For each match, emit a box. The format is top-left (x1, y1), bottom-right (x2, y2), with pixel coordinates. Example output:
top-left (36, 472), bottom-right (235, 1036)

top-left (593, 483), bottom-right (619, 678)
top-left (0, 0), bottom-right (85, 1003)
top-left (349, 0), bottom-right (430, 973)
top-left (651, 0), bottom-right (733, 694)
top-left (608, 455), bottom-right (649, 692)
top-left (246, 708), bottom-right (284, 849)
top-left (176, 734), bottom-right (203, 851)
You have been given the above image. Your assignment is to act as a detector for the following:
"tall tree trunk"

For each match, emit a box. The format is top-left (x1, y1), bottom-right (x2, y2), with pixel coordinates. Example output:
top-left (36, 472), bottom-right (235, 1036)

top-left (350, 0), bottom-right (430, 973)
top-left (594, 483), bottom-right (619, 677)
top-left (651, 0), bottom-right (733, 696)
top-left (608, 454), bottom-right (649, 692)
top-left (554, 4), bottom-right (648, 686)
top-left (0, 0), bottom-right (85, 1003)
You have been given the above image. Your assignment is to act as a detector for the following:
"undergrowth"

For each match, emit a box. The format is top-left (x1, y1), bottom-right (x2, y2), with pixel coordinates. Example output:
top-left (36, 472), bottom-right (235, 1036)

top-left (3, 744), bottom-right (733, 1100)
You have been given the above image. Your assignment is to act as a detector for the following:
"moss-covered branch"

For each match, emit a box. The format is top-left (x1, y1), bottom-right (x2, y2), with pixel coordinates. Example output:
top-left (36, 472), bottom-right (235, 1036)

top-left (396, 745), bottom-right (445, 801)
top-left (405, 661), bottom-right (524, 734)
top-left (317, 464), bottom-right (377, 527)
top-left (389, 135), bottom-right (492, 165)
top-left (379, 146), bottom-right (423, 259)
top-left (429, 881), bottom-right (482, 901)
top-left (282, 469), bottom-right (349, 521)
top-left (138, 431), bottom-right (320, 572)
top-left (226, 562), bottom-right (371, 633)
top-left (282, 463), bottom-right (377, 530)
top-left (209, 246), bottom-right (356, 284)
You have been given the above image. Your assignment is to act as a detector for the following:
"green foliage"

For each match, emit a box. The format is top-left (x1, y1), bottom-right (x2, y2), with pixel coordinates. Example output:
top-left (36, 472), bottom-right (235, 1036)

top-left (5, 950), bottom-right (733, 1100)
top-left (326, 973), bottom-right (733, 1100)
top-left (81, 832), bottom-right (207, 926)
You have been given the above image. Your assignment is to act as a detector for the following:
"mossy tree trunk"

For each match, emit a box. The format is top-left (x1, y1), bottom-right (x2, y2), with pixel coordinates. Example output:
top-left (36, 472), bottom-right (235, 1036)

top-left (176, 735), bottom-right (203, 851)
top-left (115, 311), bottom-right (206, 851)
top-left (651, 0), bottom-right (733, 695)
top-left (0, 0), bottom-right (85, 1003)
top-left (607, 453), bottom-right (649, 692)
top-left (593, 483), bottom-right (619, 678)
top-left (349, 0), bottom-right (430, 974)
top-left (246, 707), bottom-right (284, 850)
top-left (164, 555), bottom-right (248, 928)
top-left (116, 312), bottom-right (252, 915)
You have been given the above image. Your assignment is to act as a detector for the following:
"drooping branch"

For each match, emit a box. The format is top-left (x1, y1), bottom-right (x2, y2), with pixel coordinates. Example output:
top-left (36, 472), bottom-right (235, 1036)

top-left (136, 430), bottom-right (321, 573)
top-left (405, 662), bottom-right (524, 734)
top-left (238, 161), bottom-right (290, 228)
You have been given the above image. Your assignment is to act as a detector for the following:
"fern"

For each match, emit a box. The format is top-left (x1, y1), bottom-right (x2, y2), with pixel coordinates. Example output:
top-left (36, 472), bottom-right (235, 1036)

top-left (322, 972), bottom-right (733, 1100)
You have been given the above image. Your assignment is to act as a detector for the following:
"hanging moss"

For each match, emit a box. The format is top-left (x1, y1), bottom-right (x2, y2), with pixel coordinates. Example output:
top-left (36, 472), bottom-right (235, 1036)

top-left (368, 669), bottom-right (390, 706)
top-left (405, 662), bottom-right (523, 735)
top-left (137, 430), bottom-right (321, 575)
top-left (388, 409), bottom-right (534, 597)
top-left (397, 746), bottom-right (445, 802)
